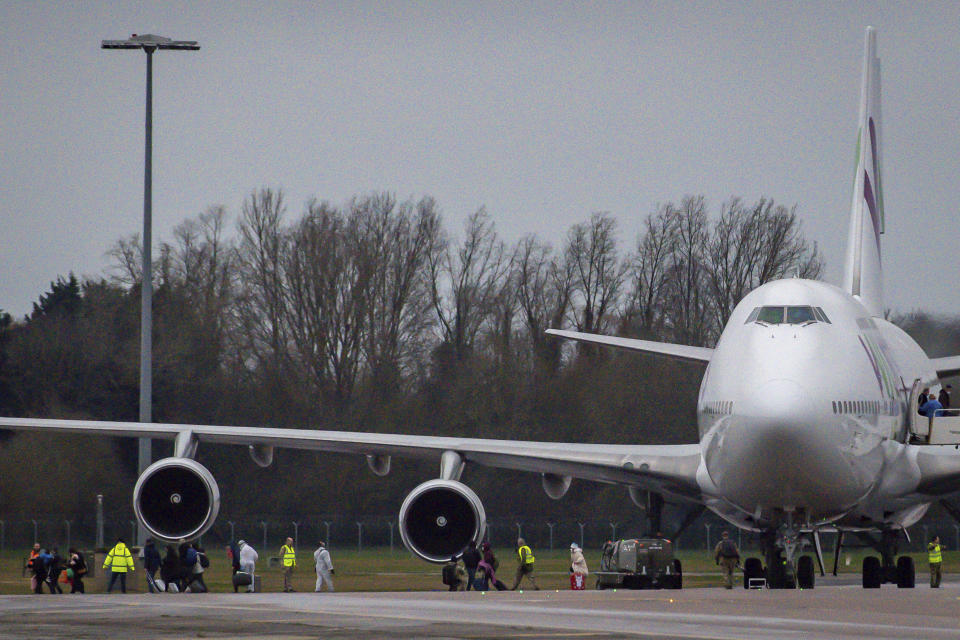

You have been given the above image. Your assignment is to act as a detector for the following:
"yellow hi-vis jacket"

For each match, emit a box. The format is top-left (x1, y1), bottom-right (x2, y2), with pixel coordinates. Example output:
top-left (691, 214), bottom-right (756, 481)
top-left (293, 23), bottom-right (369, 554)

top-left (928, 543), bottom-right (942, 564)
top-left (517, 545), bottom-right (535, 565)
top-left (103, 542), bottom-right (135, 573)
top-left (280, 544), bottom-right (296, 567)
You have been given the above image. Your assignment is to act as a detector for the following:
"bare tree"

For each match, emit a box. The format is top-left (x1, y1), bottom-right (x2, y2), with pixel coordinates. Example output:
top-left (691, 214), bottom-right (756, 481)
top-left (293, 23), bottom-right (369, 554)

top-left (233, 188), bottom-right (291, 408)
top-left (622, 204), bottom-right (677, 339)
top-left (564, 213), bottom-right (627, 337)
top-left (705, 198), bottom-right (823, 337)
top-left (515, 234), bottom-right (573, 373)
top-left (428, 208), bottom-right (510, 362)
top-left (283, 201), bottom-right (373, 404)
top-left (360, 195), bottom-right (441, 393)
top-left (659, 196), bottom-right (710, 346)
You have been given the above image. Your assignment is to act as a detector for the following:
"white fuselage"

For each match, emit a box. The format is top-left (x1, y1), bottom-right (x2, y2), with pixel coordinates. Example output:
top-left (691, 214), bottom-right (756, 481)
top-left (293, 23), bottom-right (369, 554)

top-left (695, 278), bottom-right (936, 531)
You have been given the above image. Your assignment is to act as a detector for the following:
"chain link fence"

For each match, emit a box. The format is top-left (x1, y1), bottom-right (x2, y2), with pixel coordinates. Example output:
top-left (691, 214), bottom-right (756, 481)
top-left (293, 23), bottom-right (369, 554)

top-left (3, 512), bottom-right (957, 556)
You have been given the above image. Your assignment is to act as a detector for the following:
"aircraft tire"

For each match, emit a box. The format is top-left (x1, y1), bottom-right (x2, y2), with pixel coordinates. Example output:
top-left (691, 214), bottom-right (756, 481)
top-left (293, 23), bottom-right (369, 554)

top-left (862, 555), bottom-right (882, 588)
top-left (797, 555), bottom-right (815, 589)
top-left (896, 556), bottom-right (915, 588)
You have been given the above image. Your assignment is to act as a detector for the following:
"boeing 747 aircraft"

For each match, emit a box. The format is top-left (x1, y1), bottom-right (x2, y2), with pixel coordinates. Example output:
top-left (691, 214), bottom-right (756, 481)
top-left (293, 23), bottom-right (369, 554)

top-left (3, 27), bottom-right (960, 589)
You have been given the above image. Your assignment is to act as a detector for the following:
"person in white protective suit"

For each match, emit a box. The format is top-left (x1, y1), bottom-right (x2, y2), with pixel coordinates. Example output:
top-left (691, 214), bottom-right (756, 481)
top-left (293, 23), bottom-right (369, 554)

top-left (238, 540), bottom-right (259, 593)
top-left (570, 542), bottom-right (589, 576)
top-left (313, 540), bottom-right (335, 592)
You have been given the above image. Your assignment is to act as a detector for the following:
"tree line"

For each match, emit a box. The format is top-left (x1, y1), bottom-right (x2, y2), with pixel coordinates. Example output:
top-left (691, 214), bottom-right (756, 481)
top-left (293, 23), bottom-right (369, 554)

top-left (0, 189), bottom-right (871, 526)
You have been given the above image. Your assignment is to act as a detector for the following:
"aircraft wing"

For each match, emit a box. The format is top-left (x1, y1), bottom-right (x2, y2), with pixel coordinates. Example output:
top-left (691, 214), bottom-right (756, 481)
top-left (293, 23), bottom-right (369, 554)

top-left (913, 445), bottom-right (960, 496)
top-left (0, 417), bottom-right (703, 502)
top-left (930, 355), bottom-right (960, 379)
top-left (545, 329), bottom-right (713, 364)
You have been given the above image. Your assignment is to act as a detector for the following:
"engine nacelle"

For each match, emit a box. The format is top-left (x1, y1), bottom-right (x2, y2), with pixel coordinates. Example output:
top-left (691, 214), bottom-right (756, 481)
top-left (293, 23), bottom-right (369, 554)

top-left (398, 479), bottom-right (486, 563)
top-left (133, 457), bottom-right (220, 542)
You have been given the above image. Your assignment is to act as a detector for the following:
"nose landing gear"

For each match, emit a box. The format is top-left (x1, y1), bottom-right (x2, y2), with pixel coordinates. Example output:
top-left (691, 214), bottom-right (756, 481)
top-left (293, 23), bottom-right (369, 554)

top-left (743, 518), bottom-right (821, 589)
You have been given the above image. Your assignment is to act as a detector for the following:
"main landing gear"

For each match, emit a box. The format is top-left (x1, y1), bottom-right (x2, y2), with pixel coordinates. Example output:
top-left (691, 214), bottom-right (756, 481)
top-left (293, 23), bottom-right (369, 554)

top-left (841, 529), bottom-right (915, 588)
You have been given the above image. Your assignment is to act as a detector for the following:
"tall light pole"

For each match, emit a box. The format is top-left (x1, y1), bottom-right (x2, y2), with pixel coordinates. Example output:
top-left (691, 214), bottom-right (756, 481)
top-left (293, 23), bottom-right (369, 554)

top-left (102, 34), bottom-right (199, 546)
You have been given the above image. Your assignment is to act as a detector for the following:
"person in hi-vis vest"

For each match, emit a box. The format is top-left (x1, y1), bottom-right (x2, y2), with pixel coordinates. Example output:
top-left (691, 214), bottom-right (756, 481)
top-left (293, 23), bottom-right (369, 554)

top-left (511, 538), bottom-right (540, 590)
top-left (280, 537), bottom-right (296, 592)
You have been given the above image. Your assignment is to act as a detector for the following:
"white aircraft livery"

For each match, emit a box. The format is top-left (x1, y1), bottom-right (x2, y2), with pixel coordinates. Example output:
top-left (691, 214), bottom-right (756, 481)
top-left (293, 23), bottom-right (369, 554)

top-left (3, 27), bottom-right (960, 589)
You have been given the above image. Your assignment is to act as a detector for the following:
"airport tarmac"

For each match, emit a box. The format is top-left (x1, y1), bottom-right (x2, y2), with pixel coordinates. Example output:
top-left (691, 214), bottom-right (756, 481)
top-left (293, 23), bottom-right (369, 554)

top-left (1, 577), bottom-right (958, 639)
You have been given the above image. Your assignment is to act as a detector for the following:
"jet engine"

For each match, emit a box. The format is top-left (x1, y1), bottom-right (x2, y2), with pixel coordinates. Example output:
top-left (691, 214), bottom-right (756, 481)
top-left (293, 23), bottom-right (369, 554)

top-left (133, 457), bottom-right (220, 541)
top-left (398, 479), bottom-right (486, 563)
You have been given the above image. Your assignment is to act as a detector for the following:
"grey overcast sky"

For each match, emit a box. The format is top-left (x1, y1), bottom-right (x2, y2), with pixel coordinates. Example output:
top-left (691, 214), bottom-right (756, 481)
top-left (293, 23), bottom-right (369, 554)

top-left (2, 1), bottom-right (959, 320)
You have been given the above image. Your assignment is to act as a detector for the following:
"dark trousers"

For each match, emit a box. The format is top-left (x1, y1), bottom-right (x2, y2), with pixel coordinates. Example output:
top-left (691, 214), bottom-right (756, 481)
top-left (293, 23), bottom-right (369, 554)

top-left (465, 567), bottom-right (477, 591)
top-left (45, 577), bottom-right (62, 594)
top-left (184, 572), bottom-right (207, 592)
top-left (70, 577), bottom-right (85, 593)
top-left (930, 562), bottom-right (942, 588)
top-left (107, 571), bottom-right (127, 593)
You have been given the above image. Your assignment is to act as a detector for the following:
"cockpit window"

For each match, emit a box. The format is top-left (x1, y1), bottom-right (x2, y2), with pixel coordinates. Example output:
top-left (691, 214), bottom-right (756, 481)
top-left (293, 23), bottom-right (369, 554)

top-left (746, 306), bottom-right (830, 325)
top-left (786, 306), bottom-right (816, 324)
top-left (757, 306), bottom-right (785, 324)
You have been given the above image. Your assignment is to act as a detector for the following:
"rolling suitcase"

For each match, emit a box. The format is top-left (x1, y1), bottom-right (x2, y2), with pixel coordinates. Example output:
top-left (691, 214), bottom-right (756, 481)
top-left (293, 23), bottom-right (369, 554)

top-left (570, 573), bottom-right (586, 590)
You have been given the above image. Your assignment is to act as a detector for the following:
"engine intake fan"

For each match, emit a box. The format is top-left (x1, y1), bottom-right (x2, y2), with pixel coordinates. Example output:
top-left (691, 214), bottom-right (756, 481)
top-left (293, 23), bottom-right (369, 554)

top-left (398, 479), bottom-right (485, 563)
top-left (133, 457), bottom-right (220, 542)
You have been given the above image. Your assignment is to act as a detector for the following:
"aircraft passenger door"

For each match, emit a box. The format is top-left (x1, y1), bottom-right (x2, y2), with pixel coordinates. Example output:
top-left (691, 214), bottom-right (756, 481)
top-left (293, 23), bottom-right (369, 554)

top-left (908, 378), bottom-right (925, 441)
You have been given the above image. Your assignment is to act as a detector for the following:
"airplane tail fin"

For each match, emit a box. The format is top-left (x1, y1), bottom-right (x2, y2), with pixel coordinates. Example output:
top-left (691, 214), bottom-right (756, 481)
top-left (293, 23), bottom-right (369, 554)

top-left (842, 26), bottom-right (884, 316)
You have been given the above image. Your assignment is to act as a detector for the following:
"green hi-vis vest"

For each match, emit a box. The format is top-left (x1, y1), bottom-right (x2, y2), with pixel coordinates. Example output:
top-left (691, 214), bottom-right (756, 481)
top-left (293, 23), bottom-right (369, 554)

top-left (281, 545), bottom-right (296, 567)
top-left (518, 545), bottom-right (535, 564)
top-left (928, 543), bottom-right (942, 564)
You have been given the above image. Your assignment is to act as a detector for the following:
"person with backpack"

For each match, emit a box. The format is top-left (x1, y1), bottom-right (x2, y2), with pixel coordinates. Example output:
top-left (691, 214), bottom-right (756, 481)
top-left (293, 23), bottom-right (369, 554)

top-left (32, 548), bottom-right (52, 594)
top-left (184, 543), bottom-right (209, 593)
top-left (441, 555), bottom-right (466, 591)
top-left (46, 546), bottom-right (64, 594)
top-left (714, 530), bottom-right (740, 589)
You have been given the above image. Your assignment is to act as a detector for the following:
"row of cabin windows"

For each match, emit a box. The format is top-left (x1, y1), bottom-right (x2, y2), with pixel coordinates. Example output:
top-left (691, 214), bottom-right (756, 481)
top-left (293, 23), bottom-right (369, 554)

top-left (704, 401), bottom-right (734, 415)
top-left (832, 399), bottom-right (898, 416)
top-left (745, 306), bottom-right (831, 325)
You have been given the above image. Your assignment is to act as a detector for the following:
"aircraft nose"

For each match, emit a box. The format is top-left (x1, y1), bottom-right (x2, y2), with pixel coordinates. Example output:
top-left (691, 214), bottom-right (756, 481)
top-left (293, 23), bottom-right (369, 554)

top-left (704, 378), bottom-right (864, 515)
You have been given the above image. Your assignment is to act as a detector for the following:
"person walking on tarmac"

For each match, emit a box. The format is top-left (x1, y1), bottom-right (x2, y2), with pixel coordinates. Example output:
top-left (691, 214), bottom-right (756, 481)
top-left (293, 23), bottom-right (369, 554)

top-left (461, 541), bottom-right (481, 591)
top-left (928, 535), bottom-right (944, 588)
top-left (280, 537), bottom-right (297, 592)
top-left (313, 540), bottom-right (334, 592)
top-left (103, 537), bottom-right (135, 593)
top-left (238, 540), bottom-right (259, 592)
top-left (511, 538), bottom-right (540, 590)
top-left (143, 538), bottom-right (161, 593)
top-left (714, 531), bottom-right (740, 589)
